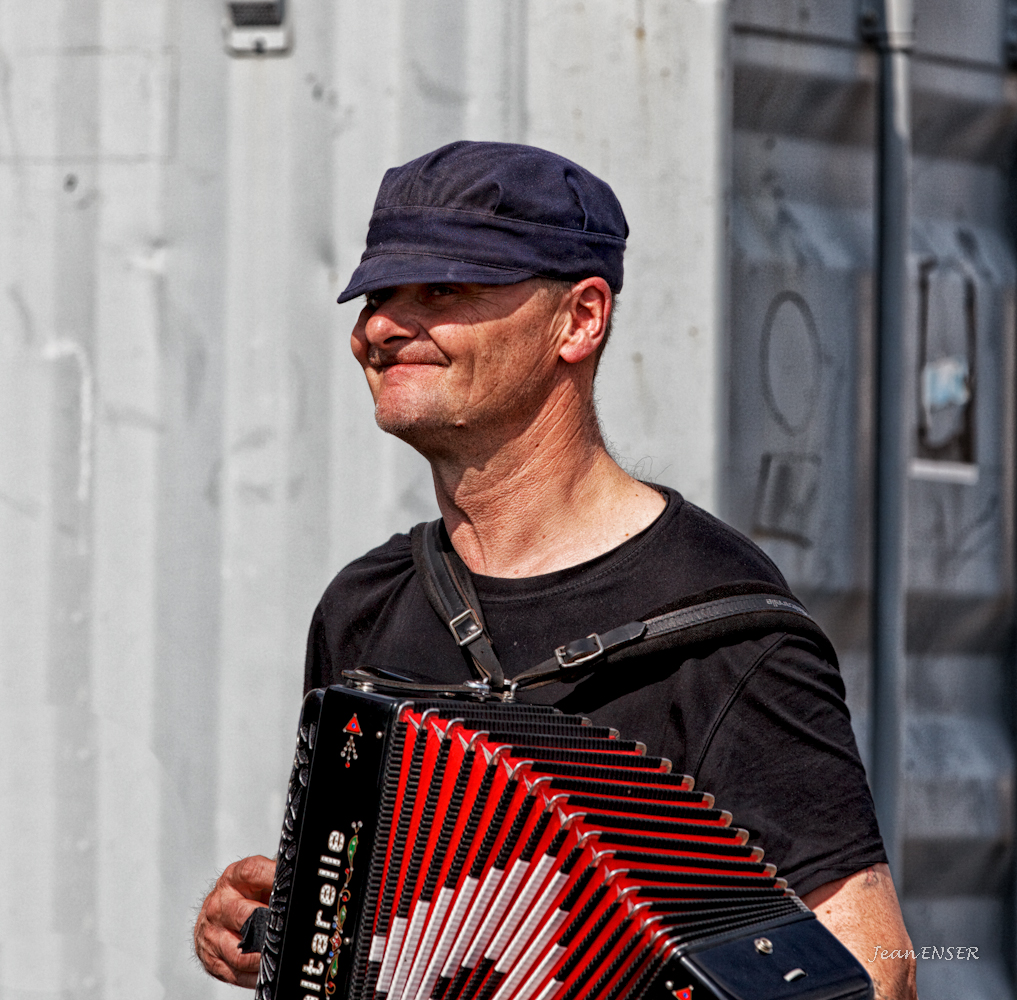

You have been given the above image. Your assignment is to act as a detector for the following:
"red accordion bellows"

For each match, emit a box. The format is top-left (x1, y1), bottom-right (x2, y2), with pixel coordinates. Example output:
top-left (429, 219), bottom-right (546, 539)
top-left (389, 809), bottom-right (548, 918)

top-left (254, 686), bottom-right (871, 1000)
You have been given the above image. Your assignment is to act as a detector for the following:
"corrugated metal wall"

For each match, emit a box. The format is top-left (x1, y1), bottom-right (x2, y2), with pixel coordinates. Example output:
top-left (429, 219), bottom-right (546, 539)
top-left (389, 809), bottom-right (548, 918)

top-left (6, 1), bottom-right (1016, 998)
top-left (0, 3), bottom-right (729, 998)
top-left (727, 1), bottom-right (1017, 997)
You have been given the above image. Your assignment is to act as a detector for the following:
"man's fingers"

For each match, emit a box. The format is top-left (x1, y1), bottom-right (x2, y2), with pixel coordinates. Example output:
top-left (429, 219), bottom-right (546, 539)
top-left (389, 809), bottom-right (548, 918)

top-left (194, 909), bottom-right (262, 984)
top-left (221, 855), bottom-right (277, 900)
top-left (236, 969), bottom-right (260, 990)
top-left (196, 921), bottom-right (262, 986)
top-left (220, 893), bottom-right (266, 934)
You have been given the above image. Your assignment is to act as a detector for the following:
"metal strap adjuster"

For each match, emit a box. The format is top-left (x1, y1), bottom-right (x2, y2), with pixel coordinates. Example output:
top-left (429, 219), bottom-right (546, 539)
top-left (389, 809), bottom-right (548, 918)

top-left (555, 632), bottom-right (604, 668)
top-left (449, 609), bottom-right (484, 646)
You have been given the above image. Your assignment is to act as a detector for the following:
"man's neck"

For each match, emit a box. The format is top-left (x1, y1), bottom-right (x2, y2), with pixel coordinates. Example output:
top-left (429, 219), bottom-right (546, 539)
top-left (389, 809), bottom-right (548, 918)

top-left (427, 396), bottom-right (666, 578)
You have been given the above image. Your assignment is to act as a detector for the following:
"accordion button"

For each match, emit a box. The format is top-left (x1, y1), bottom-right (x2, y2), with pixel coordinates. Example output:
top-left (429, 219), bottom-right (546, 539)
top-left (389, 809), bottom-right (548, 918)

top-left (754, 937), bottom-right (774, 955)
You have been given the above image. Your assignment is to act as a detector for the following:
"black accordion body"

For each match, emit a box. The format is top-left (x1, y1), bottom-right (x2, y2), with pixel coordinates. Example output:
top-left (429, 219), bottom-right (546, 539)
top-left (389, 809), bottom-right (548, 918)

top-left (254, 685), bottom-right (872, 1000)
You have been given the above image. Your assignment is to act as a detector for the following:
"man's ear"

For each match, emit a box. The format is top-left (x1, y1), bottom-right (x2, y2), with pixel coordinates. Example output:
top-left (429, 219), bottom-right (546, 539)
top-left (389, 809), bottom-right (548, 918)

top-left (558, 278), bottom-right (612, 365)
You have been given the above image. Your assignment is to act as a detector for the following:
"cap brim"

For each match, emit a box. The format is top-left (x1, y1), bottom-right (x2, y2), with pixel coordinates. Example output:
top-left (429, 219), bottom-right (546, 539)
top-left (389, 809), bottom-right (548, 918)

top-left (336, 252), bottom-right (538, 304)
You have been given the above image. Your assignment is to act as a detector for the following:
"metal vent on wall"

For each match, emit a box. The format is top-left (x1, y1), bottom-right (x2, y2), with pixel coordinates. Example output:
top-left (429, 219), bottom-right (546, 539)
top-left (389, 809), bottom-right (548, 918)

top-left (223, 0), bottom-right (290, 55)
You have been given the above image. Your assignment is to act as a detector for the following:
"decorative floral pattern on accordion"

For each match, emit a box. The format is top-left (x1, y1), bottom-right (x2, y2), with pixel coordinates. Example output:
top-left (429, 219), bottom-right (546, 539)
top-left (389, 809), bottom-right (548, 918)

top-left (324, 822), bottom-right (363, 994)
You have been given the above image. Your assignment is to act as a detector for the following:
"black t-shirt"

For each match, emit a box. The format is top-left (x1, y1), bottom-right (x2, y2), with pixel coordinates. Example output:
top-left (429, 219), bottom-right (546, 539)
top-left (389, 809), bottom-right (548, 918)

top-left (305, 487), bottom-right (886, 897)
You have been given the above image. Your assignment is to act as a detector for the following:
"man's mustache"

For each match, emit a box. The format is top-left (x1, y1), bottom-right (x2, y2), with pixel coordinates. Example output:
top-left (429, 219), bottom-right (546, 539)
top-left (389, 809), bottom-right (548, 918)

top-left (366, 344), bottom-right (448, 369)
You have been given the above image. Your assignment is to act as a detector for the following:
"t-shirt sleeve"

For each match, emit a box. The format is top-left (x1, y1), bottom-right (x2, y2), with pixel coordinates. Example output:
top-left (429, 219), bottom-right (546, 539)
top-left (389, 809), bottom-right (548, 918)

top-left (304, 602), bottom-right (332, 695)
top-left (692, 635), bottom-right (887, 897)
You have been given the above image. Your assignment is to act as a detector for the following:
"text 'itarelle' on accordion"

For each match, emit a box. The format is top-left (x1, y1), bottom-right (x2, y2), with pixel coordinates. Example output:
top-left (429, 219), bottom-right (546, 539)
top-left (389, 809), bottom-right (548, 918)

top-left (252, 685), bottom-right (873, 1000)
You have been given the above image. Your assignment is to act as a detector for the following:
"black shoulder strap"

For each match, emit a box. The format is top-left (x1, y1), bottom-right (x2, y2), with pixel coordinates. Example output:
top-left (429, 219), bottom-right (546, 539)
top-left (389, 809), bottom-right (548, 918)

top-left (410, 520), bottom-right (506, 691)
top-left (510, 590), bottom-right (836, 690)
top-left (409, 518), bottom-right (836, 695)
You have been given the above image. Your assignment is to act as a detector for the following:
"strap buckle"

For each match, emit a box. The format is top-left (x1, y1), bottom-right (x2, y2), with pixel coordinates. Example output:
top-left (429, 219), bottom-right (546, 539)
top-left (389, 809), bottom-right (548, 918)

top-left (555, 632), bottom-right (605, 668)
top-left (449, 609), bottom-right (484, 647)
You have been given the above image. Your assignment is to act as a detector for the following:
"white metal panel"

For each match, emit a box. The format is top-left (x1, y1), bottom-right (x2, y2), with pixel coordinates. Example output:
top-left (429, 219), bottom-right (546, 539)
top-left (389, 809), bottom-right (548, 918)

top-left (216, 51), bottom-right (300, 861)
top-left (329, 0), bottom-right (449, 577)
top-left (463, 0), bottom-right (527, 143)
top-left (154, 0), bottom-right (231, 990)
top-left (527, 0), bottom-right (728, 512)
top-left (91, 0), bottom-right (168, 993)
top-left (0, 166), bottom-right (65, 996)
top-left (1, 2), bottom-right (105, 995)
top-left (0, 2), bottom-right (730, 998)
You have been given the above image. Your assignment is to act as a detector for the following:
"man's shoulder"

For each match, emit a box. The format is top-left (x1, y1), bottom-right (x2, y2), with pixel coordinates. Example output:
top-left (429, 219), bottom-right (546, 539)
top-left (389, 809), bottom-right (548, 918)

top-left (319, 530), bottom-right (415, 613)
top-left (306, 527), bottom-right (447, 693)
top-left (651, 486), bottom-right (790, 595)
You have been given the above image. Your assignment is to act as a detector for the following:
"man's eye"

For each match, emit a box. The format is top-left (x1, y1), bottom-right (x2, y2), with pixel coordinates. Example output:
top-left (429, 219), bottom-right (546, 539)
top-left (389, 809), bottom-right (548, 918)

top-left (427, 284), bottom-right (459, 298)
top-left (364, 290), bottom-right (393, 310)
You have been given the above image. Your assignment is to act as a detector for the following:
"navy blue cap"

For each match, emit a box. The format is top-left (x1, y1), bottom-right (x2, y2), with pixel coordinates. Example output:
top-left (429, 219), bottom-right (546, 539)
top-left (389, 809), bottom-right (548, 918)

top-left (337, 141), bottom-right (628, 303)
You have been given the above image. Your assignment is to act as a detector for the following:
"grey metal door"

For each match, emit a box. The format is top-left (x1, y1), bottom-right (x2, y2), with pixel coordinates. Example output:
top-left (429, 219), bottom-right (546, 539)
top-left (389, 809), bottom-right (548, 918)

top-left (727, 3), bottom-right (1017, 997)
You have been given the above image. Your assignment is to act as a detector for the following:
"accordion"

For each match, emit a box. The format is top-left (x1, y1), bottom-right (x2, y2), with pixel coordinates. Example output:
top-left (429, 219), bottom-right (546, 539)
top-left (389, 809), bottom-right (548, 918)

top-left (254, 685), bottom-right (872, 1000)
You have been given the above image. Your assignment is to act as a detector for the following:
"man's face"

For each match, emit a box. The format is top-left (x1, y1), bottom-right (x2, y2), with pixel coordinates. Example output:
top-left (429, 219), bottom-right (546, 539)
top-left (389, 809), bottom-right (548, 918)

top-left (350, 280), bottom-right (565, 453)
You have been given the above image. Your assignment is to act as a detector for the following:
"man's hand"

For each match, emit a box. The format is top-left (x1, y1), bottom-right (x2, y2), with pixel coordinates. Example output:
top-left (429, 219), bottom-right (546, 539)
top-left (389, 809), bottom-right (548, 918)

top-left (803, 863), bottom-right (917, 1000)
top-left (194, 855), bottom-right (276, 988)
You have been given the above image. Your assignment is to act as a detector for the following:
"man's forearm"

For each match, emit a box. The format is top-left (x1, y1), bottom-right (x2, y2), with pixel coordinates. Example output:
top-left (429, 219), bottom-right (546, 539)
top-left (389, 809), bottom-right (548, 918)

top-left (802, 864), bottom-right (917, 1000)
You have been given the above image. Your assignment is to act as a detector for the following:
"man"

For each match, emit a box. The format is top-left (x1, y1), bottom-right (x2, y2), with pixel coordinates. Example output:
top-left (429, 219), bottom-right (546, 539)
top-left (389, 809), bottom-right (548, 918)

top-left (195, 142), bottom-right (917, 999)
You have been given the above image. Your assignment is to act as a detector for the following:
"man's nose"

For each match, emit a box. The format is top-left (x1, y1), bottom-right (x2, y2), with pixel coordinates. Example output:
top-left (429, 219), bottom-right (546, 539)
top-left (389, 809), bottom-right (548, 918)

top-left (363, 293), bottom-right (421, 346)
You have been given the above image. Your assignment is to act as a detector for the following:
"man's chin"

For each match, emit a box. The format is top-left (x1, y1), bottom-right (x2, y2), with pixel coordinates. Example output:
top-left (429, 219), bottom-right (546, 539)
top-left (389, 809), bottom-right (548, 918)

top-left (374, 404), bottom-right (448, 441)
top-left (373, 402), bottom-right (476, 462)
